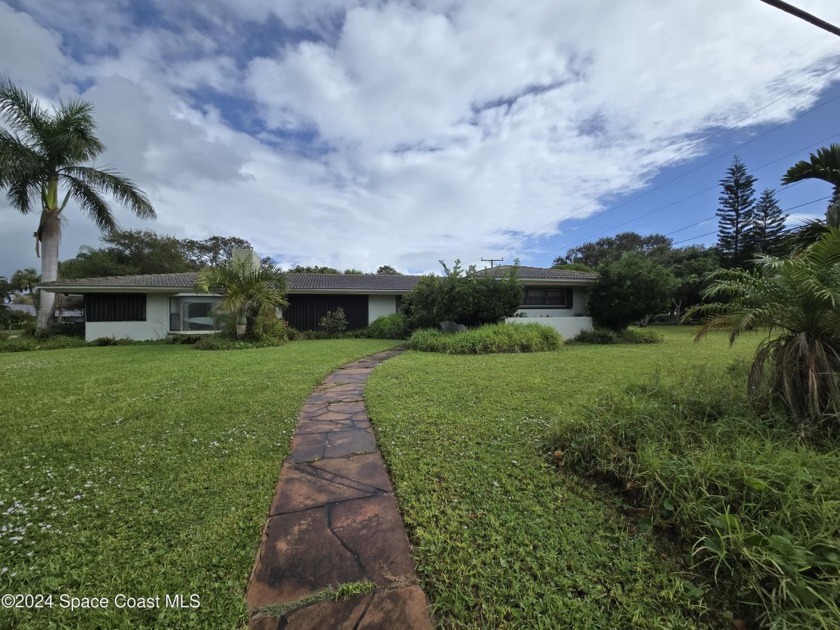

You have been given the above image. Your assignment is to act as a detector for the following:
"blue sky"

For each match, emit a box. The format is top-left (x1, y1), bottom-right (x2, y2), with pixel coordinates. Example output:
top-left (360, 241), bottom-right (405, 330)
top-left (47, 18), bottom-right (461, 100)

top-left (1, 0), bottom-right (839, 277)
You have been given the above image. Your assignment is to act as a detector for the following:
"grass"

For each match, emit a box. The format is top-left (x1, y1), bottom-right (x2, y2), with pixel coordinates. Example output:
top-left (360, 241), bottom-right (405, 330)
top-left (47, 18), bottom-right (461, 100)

top-left (365, 326), bottom-right (761, 628)
top-left (409, 322), bottom-right (563, 354)
top-left (0, 339), bottom-right (397, 629)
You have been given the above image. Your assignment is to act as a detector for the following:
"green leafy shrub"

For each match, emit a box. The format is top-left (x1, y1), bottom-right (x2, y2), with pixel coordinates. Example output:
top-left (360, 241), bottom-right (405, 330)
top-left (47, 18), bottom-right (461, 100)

top-left (49, 321), bottom-right (85, 338)
top-left (402, 260), bottom-right (522, 329)
top-left (550, 366), bottom-right (840, 628)
top-left (365, 313), bottom-right (410, 339)
top-left (0, 335), bottom-right (87, 352)
top-left (409, 322), bottom-right (562, 354)
top-left (167, 333), bottom-right (202, 344)
top-left (319, 307), bottom-right (348, 335)
top-left (570, 327), bottom-right (664, 345)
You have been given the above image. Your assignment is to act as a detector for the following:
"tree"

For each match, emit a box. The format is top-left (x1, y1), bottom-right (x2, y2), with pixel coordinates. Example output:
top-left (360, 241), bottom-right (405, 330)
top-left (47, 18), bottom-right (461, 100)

top-left (782, 143), bottom-right (840, 220)
top-left (290, 265), bottom-right (340, 274)
top-left (343, 269), bottom-right (364, 275)
top-left (182, 235), bottom-right (252, 268)
top-left (0, 77), bottom-right (155, 332)
top-left (588, 252), bottom-right (676, 330)
top-left (10, 267), bottom-right (39, 293)
top-left (60, 230), bottom-right (193, 278)
top-left (752, 188), bottom-right (787, 254)
top-left (0, 275), bottom-right (10, 303)
top-left (553, 232), bottom-right (672, 268)
top-left (668, 247), bottom-right (720, 322)
top-left (686, 228), bottom-right (840, 434)
top-left (716, 156), bottom-right (757, 266)
top-left (194, 256), bottom-right (288, 338)
top-left (376, 265), bottom-right (401, 275)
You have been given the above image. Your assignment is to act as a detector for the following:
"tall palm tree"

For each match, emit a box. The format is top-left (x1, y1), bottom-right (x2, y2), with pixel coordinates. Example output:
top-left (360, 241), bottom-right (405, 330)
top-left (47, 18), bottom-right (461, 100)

top-left (194, 256), bottom-right (288, 338)
top-left (686, 228), bottom-right (840, 434)
top-left (0, 77), bottom-right (155, 332)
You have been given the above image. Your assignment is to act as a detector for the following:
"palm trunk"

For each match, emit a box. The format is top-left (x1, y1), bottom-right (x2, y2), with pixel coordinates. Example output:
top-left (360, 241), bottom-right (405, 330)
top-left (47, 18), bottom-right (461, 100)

top-left (36, 210), bottom-right (61, 333)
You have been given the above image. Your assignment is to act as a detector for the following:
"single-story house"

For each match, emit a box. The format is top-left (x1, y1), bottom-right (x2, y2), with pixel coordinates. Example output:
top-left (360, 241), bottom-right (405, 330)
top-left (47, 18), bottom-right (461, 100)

top-left (477, 265), bottom-right (596, 338)
top-left (37, 265), bottom-right (596, 341)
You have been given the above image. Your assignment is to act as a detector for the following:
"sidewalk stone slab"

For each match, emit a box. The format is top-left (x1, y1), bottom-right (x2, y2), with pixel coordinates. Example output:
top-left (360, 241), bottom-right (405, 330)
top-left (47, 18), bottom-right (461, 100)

top-left (247, 348), bottom-right (433, 629)
top-left (247, 508), bottom-right (366, 607)
top-left (331, 495), bottom-right (417, 586)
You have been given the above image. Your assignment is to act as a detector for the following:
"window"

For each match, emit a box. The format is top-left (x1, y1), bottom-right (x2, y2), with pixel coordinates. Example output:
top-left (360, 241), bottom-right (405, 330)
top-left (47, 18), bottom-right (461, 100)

top-left (86, 294), bottom-right (146, 322)
top-left (522, 288), bottom-right (570, 308)
top-left (169, 296), bottom-right (224, 332)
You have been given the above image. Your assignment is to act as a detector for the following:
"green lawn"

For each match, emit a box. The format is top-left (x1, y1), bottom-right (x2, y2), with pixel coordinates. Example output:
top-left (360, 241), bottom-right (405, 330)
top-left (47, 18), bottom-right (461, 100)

top-left (365, 327), bottom-right (761, 628)
top-left (0, 340), bottom-right (396, 629)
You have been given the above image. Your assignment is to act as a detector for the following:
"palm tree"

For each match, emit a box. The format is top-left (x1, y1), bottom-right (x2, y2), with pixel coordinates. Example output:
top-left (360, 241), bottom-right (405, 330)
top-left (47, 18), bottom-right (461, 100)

top-left (0, 77), bottom-right (155, 332)
top-left (194, 256), bottom-right (288, 338)
top-left (685, 228), bottom-right (840, 434)
top-left (782, 143), bottom-right (840, 230)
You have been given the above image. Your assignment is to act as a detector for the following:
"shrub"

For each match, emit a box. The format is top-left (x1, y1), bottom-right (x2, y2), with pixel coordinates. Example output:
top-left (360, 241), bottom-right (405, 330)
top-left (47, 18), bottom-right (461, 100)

top-left (167, 333), bottom-right (202, 345)
top-left (49, 321), bottom-right (85, 338)
top-left (570, 327), bottom-right (664, 345)
top-left (365, 313), bottom-right (410, 339)
top-left (319, 308), bottom-right (348, 335)
top-left (408, 323), bottom-right (562, 354)
top-left (550, 366), bottom-right (840, 628)
top-left (0, 335), bottom-right (87, 353)
top-left (193, 333), bottom-right (284, 351)
top-left (402, 260), bottom-right (522, 329)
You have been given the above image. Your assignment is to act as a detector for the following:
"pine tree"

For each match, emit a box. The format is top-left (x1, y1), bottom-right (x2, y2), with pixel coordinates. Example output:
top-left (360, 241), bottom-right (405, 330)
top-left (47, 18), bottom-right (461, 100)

top-left (753, 188), bottom-right (787, 254)
top-left (716, 156), bottom-right (757, 266)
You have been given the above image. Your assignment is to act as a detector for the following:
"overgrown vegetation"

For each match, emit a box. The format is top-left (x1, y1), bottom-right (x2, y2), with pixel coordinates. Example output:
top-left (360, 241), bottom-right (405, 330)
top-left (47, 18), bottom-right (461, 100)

top-left (551, 366), bottom-right (840, 629)
top-left (408, 322), bottom-right (562, 354)
top-left (0, 339), bottom-right (397, 629)
top-left (570, 327), bottom-right (664, 345)
top-left (0, 334), bottom-right (87, 352)
top-left (687, 227), bottom-right (840, 434)
top-left (318, 307), bottom-right (348, 335)
top-left (402, 260), bottom-right (522, 329)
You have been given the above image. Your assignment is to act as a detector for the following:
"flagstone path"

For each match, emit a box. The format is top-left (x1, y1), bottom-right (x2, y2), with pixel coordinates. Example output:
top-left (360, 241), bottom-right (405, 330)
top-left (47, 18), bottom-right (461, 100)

top-left (246, 348), bottom-right (434, 630)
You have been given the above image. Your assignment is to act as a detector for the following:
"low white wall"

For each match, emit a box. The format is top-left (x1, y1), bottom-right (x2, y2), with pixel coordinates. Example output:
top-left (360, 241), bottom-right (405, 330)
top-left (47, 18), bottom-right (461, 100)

top-left (505, 316), bottom-right (593, 339)
top-left (368, 295), bottom-right (397, 324)
top-left (85, 294), bottom-right (170, 341)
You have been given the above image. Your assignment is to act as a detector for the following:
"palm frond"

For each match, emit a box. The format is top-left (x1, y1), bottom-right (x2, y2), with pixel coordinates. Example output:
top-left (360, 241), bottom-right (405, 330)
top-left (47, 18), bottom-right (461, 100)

top-left (781, 144), bottom-right (840, 188)
top-left (62, 174), bottom-right (116, 232)
top-left (62, 166), bottom-right (155, 219)
top-left (0, 76), bottom-right (48, 147)
top-left (46, 100), bottom-right (104, 165)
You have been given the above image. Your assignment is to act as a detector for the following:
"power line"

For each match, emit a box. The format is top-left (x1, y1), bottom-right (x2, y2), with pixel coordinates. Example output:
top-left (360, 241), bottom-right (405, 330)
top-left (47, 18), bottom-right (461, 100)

top-left (758, 0), bottom-right (840, 38)
top-left (553, 130), bottom-right (838, 248)
top-left (506, 63), bottom-right (840, 249)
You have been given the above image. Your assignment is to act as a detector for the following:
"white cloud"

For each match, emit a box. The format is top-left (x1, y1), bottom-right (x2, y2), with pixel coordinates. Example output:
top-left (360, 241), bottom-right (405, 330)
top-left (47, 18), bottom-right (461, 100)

top-left (2, 0), bottom-right (840, 278)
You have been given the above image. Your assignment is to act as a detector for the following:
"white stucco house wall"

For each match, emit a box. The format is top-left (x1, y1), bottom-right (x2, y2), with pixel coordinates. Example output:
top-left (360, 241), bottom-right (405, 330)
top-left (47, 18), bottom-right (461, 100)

top-left (37, 265), bottom-right (597, 341)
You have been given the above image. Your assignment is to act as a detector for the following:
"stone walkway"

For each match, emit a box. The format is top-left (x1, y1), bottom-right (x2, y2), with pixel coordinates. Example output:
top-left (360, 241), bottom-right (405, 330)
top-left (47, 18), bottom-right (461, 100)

top-left (246, 349), bottom-right (434, 629)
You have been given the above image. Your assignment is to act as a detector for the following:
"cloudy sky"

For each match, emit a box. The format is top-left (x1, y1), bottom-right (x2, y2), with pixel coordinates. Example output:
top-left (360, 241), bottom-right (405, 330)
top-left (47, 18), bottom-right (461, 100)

top-left (1, 0), bottom-right (839, 277)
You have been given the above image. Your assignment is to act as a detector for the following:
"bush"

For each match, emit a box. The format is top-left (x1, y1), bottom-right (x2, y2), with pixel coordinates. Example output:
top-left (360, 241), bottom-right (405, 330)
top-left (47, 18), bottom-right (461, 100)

top-left (167, 333), bottom-right (202, 345)
top-left (402, 260), bottom-right (522, 329)
top-left (550, 366), bottom-right (840, 628)
top-left (0, 335), bottom-right (87, 353)
top-left (365, 313), bottom-right (410, 339)
top-left (319, 308), bottom-right (348, 335)
top-left (49, 321), bottom-right (85, 338)
top-left (569, 327), bottom-right (664, 345)
top-left (193, 333), bottom-right (284, 351)
top-left (408, 323), bottom-right (563, 354)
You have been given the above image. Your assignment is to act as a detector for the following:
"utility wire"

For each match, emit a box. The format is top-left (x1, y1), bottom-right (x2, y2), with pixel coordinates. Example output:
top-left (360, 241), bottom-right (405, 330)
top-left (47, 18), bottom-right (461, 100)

top-left (758, 0), bottom-right (840, 38)
top-left (506, 63), bottom-right (840, 249)
top-left (553, 130), bottom-right (838, 249)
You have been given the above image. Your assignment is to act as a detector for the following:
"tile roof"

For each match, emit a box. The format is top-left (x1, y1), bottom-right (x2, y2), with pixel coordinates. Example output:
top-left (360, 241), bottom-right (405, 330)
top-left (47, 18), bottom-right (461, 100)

top-left (38, 272), bottom-right (424, 292)
top-left (476, 265), bottom-right (599, 281)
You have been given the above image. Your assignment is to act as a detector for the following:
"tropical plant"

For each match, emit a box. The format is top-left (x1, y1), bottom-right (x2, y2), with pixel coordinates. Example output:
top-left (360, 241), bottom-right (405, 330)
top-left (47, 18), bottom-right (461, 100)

top-left (0, 77), bottom-right (155, 332)
top-left (319, 307), bottom-right (348, 335)
top-left (686, 228), bottom-right (840, 433)
top-left (781, 144), bottom-right (840, 249)
top-left (194, 257), bottom-right (288, 339)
